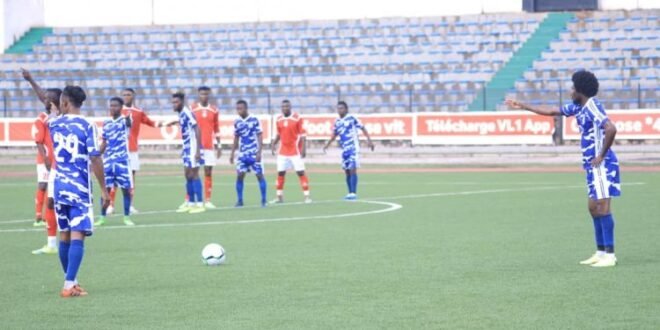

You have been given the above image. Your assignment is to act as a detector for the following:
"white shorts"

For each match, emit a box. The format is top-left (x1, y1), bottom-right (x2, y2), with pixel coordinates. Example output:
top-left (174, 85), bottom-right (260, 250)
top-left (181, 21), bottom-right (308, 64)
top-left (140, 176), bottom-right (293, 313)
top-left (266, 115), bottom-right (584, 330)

top-left (37, 164), bottom-right (49, 183)
top-left (47, 168), bottom-right (56, 197)
top-left (277, 155), bottom-right (306, 172)
top-left (202, 149), bottom-right (216, 166)
top-left (129, 152), bottom-right (140, 171)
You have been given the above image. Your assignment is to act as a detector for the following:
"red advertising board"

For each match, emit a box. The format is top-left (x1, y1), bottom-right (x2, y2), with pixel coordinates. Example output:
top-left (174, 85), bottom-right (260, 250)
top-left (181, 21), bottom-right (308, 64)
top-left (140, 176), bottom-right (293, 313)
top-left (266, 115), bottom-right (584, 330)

top-left (414, 111), bottom-right (555, 145)
top-left (2, 110), bottom-right (658, 147)
top-left (301, 114), bottom-right (414, 140)
top-left (563, 109), bottom-right (660, 140)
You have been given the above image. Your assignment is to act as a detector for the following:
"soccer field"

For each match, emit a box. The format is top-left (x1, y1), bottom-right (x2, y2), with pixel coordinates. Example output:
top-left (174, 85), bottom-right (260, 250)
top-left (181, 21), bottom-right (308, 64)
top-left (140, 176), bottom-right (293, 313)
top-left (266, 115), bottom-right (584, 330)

top-left (1, 165), bottom-right (659, 329)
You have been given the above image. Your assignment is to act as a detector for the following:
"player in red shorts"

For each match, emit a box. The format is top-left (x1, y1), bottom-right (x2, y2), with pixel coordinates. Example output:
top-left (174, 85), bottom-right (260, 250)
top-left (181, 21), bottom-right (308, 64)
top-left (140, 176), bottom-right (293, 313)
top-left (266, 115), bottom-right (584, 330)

top-left (190, 86), bottom-right (221, 208)
top-left (270, 100), bottom-right (311, 203)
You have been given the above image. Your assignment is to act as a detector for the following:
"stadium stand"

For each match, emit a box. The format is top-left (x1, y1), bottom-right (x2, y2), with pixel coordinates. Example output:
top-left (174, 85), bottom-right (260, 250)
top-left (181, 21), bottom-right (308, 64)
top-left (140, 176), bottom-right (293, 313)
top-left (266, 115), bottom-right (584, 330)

top-left (0, 10), bottom-right (656, 116)
top-left (1, 13), bottom-right (544, 116)
top-left (505, 9), bottom-right (659, 110)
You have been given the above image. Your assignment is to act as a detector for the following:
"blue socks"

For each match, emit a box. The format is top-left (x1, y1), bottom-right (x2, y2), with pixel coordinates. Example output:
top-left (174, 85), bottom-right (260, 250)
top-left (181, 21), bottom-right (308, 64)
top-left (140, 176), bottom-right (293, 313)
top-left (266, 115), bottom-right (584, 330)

top-left (186, 178), bottom-right (203, 203)
top-left (592, 216), bottom-right (605, 251)
top-left (351, 174), bottom-right (358, 194)
top-left (122, 189), bottom-right (131, 216)
top-left (600, 214), bottom-right (615, 252)
top-left (185, 179), bottom-right (194, 203)
top-left (65, 240), bottom-right (84, 282)
top-left (346, 174), bottom-right (358, 194)
top-left (258, 178), bottom-right (267, 204)
top-left (234, 178), bottom-right (265, 204)
top-left (236, 179), bottom-right (244, 203)
top-left (193, 178), bottom-right (203, 203)
top-left (59, 241), bottom-right (70, 274)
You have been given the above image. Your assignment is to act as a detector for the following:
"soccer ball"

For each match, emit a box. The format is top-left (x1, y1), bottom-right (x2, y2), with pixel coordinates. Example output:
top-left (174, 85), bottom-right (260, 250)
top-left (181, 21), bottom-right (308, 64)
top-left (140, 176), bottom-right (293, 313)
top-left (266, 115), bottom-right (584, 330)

top-left (201, 243), bottom-right (226, 266)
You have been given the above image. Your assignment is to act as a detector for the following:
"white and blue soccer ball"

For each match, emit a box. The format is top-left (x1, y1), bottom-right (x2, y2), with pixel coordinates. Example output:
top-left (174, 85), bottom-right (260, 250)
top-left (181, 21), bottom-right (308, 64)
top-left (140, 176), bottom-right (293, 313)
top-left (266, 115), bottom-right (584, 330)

top-left (201, 243), bottom-right (226, 266)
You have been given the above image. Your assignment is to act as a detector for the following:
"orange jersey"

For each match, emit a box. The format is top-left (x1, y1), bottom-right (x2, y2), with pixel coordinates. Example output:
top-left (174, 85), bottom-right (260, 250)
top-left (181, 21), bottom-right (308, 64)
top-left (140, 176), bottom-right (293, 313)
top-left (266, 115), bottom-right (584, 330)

top-left (34, 112), bottom-right (54, 165)
top-left (191, 103), bottom-right (220, 150)
top-left (276, 112), bottom-right (306, 156)
top-left (121, 106), bottom-right (156, 152)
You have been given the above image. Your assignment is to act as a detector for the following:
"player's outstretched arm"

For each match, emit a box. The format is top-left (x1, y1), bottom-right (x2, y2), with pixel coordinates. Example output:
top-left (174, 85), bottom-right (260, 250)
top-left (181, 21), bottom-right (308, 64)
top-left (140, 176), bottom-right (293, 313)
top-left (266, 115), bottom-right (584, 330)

top-left (323, 133), bottom-right (337, 153)
top-left (21, 68), bottom-right (49, 106)
top-left (361, 127), bottom-right (375, 151)
top-left (505, 99), bottom-right (560, 116)
top-left (91, 155), bottom-right (110, 209)
top-left (160, 119), bottom-right (179, 127)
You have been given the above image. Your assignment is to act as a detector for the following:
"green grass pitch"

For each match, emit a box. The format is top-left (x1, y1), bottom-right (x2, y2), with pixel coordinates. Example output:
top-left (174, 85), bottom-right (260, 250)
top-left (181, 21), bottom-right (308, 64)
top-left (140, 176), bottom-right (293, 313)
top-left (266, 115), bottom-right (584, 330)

top-left (1, 165), bottom-right (659, 329)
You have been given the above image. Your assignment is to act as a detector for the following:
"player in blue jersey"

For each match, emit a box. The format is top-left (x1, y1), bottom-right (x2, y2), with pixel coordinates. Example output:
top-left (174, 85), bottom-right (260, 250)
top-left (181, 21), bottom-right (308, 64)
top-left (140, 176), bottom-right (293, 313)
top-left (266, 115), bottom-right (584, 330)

top-left (323, 101), bottom-right (374, 200)
top-left (96, 97), bottom-right (135, 226)
top-left (506, 70), bottom-right (619, 267)
top-left (165, 92), bottom-right (205, 214)
top-left (229, 100), bottom-right (267, 207)
top-left (49, 86), bottom-right (109, 297)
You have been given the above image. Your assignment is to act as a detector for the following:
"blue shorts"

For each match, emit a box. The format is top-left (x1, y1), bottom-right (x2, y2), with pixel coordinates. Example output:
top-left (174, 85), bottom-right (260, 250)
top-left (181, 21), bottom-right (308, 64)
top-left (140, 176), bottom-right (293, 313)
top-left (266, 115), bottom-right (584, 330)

top-left (586, 161), bottom-right (621, 200)
top-left (104, 161), bottom-right (133, 190)
top-left (182, 152), bottom-right (205, 168)
top-left (341, 150), bottom-right (360, 170)
top-left (236, 155), bottom-right (263, 174)
top-left (55, 203), bottom-right (94, 236)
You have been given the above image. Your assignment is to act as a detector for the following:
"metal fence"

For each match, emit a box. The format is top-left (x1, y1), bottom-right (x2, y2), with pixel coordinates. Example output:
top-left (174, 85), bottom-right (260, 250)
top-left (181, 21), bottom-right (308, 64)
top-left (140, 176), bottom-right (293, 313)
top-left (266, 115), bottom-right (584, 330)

top-left (2, 82), bottom-right (657, 117)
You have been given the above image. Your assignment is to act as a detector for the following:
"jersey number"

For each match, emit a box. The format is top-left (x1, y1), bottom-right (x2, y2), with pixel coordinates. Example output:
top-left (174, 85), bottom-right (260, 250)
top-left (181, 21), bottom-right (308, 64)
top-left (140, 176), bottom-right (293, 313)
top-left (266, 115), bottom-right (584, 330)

top-left (53, 132), bottom-right (80, 162)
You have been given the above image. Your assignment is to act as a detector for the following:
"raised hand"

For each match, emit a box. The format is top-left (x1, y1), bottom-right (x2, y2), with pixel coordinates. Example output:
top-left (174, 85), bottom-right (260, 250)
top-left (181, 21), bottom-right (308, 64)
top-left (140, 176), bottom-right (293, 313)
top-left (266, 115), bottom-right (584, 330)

top-left (20, 68), bottom-right (33, 81)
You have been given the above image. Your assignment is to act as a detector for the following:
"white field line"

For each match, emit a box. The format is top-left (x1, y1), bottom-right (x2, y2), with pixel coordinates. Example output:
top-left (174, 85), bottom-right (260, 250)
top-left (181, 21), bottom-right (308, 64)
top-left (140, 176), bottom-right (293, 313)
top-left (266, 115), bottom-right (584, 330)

top-left (0, 200), bottom-right (401, 233)
top-left (0, 182), bottom-right (646, 231)
top-left (0, 181), bottom-right (571, 187)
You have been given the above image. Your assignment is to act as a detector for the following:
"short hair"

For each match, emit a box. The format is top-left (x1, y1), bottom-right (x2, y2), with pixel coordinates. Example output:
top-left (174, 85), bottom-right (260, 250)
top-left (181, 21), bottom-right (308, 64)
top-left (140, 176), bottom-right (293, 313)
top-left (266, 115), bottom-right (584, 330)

top-left (109, 96), bottom-right (124, 106)
top-left (172, 92), bottom-right (185, 101)
top-left (572, 70), bottom-right (599, 98)
top-left (198, 86), bottom-right (211, 92)
top-left (236, 99), bottom-right (248, 108)
top-left (337, 101), bottom-right (348, 109)
top-left (122, 88), bottom-right (136, 94)
top-left (282, 99), bottom-right (291, 104)
top-left (62, 86), bottom-right (87, 108)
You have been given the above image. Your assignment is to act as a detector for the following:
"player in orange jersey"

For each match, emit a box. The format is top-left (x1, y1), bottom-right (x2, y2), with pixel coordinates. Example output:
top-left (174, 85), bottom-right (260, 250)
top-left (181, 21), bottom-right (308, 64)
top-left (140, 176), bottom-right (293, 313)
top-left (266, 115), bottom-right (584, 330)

top-left (106, 88), bottom-right (158, 215)
top-left (21, 68), bottom-right (60, 255)
top-left (189, 86), bottom-right (221, 208)
top-left (270, 100), bottom-right (311, 204)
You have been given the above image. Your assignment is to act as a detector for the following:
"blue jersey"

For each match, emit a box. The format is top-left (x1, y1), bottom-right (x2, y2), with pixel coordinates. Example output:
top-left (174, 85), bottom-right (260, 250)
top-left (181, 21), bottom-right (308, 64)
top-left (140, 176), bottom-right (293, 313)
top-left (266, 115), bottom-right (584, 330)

top-left (49, 114), bottom-right (100, 206)
top-left (234, 116), bottom-right (262, 156)
top-left (179, 106), bottom-right (199, 156)
top-left (102, 116), bottom-right (130, 164)
top-left (560, 98), bottom-right (618, 169)
top-left (333, 114), bottom-right (364, 153)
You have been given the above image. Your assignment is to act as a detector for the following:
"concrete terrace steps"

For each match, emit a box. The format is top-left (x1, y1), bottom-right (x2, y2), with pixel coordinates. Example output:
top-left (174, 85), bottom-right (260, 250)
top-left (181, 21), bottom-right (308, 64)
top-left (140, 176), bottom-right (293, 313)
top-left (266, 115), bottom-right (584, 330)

top-left (4, 28), bottom-right (53, 54)
top-left (469, 12), bottom-right (574, 111)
